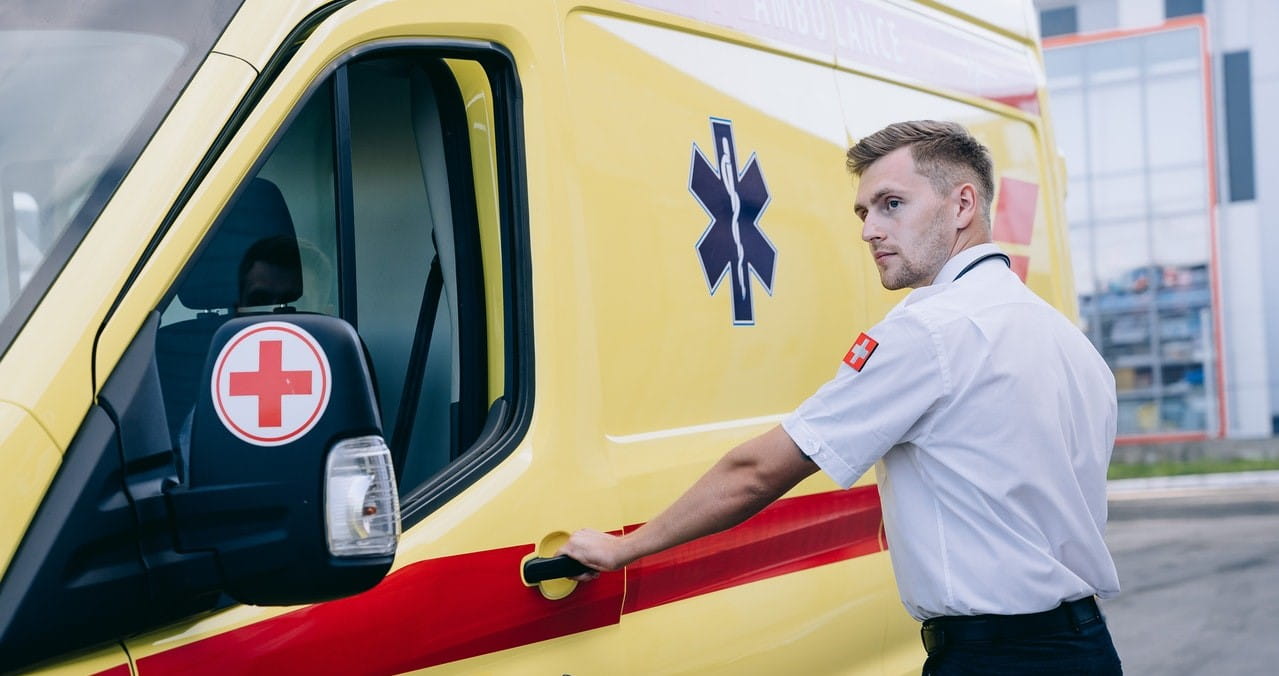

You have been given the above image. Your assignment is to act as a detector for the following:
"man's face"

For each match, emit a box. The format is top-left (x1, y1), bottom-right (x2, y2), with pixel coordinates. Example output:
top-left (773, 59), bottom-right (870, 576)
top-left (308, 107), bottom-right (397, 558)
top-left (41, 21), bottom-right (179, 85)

top-left (853, 147), bottom-right (958, 290)
top-left (240, 260), bottom-right (298, 307)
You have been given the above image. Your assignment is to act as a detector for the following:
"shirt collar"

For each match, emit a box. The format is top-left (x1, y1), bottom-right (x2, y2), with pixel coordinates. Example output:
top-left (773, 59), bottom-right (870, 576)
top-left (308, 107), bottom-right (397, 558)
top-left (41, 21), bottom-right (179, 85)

top-left (930, 243), bottom-right (1005, 286)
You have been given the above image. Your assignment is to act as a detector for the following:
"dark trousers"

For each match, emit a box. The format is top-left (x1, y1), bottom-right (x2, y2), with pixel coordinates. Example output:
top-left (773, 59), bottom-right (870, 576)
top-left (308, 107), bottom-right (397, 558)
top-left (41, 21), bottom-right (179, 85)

top-left (920, 601), bottom-right (1122, 675)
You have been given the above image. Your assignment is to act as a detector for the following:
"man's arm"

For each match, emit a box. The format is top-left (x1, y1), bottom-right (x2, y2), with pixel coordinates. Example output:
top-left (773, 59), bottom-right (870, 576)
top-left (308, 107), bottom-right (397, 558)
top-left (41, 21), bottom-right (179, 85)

top-left (558, 425), bottom-right (819, 573)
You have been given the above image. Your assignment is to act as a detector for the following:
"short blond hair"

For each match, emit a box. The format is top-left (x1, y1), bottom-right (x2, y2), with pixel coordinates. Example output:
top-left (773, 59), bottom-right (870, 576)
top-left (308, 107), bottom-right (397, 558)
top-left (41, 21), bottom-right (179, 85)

top-left (847, 120), bottom-right (994, 220)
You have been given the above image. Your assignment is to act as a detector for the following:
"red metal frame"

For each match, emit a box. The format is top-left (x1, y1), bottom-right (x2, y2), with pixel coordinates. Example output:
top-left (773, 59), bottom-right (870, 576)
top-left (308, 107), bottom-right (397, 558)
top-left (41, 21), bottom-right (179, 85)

top-left (1114, 431), bottom-right (1209, 447)
top-left (1045, 16), bottom-right (1228, 441)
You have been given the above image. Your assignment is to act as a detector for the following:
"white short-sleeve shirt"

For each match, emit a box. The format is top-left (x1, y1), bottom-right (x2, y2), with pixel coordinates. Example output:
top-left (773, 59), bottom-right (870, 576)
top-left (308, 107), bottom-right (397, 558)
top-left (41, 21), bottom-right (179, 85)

top-left (782, 244), bottom-right (1120, 620)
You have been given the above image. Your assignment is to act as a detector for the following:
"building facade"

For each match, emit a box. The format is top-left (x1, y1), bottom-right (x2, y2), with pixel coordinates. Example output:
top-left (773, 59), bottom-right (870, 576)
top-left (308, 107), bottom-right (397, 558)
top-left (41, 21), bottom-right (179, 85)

top-left (1034, 0), bottom-right (1278, 440)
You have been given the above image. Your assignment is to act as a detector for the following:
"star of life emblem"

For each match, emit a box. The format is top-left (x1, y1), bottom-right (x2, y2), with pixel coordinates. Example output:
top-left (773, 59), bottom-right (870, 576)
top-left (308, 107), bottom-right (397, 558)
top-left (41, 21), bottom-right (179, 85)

top-left (689, 118), bottom-right (777, 325)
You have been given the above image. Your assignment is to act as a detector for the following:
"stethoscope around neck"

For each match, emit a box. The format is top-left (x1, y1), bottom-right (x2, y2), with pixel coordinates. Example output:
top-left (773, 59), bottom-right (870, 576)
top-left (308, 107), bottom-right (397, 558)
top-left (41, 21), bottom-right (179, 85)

top-left (952, 252), bottom-right (1011, 282)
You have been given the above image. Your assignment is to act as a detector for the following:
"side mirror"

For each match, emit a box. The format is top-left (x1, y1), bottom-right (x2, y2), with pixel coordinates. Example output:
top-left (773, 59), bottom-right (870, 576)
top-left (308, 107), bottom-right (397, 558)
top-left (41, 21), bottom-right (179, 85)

top-left (166, 313), bottom-right (399, 605)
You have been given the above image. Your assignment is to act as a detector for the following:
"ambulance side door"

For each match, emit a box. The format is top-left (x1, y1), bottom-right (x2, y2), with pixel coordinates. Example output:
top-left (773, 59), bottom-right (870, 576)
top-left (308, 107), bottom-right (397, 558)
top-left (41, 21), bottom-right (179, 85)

top-left (101, 1), bottom-right (624, 673)
top-left (559, 6), bottom-right (899, 673)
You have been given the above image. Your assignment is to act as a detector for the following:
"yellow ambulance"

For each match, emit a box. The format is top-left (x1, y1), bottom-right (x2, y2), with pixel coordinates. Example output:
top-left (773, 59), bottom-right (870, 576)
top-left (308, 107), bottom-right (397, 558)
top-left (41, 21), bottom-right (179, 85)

top-left (0, 0), bottom-right (1073, 672)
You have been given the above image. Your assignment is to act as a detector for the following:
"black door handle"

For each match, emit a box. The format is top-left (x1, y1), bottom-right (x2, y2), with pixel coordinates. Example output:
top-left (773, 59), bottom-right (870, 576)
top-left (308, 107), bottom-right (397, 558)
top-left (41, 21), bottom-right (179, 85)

top-left (522, 555), bottom-right (593, 583)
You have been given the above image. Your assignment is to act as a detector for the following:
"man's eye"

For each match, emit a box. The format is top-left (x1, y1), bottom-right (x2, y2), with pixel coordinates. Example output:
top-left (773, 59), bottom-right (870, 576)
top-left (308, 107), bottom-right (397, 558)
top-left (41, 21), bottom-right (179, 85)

top-left (885, 198), bottom-right (902, 210)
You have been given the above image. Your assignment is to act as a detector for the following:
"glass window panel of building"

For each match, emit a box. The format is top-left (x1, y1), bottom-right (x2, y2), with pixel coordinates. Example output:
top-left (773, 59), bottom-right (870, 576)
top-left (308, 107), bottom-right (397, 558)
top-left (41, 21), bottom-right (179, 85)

top-left (1149, 166), bottom-right (1207, 216)
top-left (1046, 26), bottom-right (1215, 436)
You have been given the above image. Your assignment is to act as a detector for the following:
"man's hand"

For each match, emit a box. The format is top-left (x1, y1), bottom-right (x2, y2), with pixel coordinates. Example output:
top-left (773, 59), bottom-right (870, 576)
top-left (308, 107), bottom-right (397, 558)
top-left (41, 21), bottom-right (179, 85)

top-left (557, 529), bottom-right (634, 580)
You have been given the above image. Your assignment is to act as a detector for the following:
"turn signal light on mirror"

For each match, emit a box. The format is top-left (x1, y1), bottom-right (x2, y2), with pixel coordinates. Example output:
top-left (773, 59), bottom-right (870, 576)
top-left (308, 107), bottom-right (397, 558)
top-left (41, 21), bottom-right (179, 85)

top-left (325, 435), bottom-right (400, 557)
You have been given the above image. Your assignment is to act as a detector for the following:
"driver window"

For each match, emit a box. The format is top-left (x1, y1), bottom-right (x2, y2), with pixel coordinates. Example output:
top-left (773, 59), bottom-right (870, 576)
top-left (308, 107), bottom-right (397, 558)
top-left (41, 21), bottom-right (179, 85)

top-left (154, 50), bottom-right (503, 498)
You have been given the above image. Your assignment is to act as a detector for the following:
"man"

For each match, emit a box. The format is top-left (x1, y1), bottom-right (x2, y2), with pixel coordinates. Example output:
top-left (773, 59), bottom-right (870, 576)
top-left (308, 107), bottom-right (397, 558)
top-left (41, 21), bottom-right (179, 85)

top-left (237, 234), bottom-right (303, 309)
top-left (559, 120), bottom-right (1122, 674)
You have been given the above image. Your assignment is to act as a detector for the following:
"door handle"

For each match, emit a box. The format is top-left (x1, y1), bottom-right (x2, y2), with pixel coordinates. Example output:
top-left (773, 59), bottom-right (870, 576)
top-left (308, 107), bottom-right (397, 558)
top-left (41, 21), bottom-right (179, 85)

top-left (522, 554), bottom-right (592, 583)
top-left (520, 532), bottom-right (583, 599)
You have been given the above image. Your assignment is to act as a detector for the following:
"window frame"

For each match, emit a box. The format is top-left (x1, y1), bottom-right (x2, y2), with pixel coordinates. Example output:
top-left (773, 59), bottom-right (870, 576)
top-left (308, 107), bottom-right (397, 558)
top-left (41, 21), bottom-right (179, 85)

top-left (343, 41), bottom-right (532, 526)
top-left (139, 36), bottom-right (533, 529)
top-left (1045, 17), bottom-right (1226, 440)
top-left (331, 49), bottom-right (492, 489)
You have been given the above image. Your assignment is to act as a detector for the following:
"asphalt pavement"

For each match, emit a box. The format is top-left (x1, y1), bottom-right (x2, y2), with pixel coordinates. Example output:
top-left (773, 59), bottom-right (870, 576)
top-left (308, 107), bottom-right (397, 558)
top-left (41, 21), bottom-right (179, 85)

top-left (1103, 473), bottom-right (1279, 675)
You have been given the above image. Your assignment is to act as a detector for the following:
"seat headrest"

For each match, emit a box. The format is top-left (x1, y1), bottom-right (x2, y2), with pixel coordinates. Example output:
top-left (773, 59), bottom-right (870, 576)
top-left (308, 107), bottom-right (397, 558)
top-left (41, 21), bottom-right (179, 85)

top-left (179, 178), bottom-right (302, 310)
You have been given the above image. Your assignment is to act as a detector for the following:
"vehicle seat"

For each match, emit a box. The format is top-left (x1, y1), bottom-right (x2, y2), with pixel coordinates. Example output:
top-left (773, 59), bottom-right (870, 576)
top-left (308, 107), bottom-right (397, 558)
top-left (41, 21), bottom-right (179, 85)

top-left (154, 177), bottom-right (302, 448)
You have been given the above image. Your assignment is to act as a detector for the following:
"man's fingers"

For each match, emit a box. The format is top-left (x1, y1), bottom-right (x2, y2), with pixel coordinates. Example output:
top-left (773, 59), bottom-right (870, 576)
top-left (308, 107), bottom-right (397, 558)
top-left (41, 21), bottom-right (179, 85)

top-left (556, 528), bottom-right (627, 576)
top-left (558, 546), bottom-right (601, 581)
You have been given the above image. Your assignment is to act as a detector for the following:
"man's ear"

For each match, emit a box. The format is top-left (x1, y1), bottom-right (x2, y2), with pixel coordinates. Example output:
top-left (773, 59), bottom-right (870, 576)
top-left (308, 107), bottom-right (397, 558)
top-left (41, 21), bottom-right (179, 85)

top-left (953, 182), bottom-right (978, 231)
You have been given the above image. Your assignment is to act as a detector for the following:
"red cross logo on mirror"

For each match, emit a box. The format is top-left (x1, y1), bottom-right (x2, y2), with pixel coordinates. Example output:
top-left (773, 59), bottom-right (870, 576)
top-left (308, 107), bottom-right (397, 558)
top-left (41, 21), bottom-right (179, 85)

top-left (229, 340), bottom-right (313, 428)
top-left (212, 322), bottom-right (332, 446)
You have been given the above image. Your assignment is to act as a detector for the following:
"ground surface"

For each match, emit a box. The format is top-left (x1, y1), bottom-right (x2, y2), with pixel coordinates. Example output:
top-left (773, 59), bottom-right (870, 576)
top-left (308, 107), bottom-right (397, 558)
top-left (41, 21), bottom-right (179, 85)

top-left (1103, 481), bottom-right (1279, 674)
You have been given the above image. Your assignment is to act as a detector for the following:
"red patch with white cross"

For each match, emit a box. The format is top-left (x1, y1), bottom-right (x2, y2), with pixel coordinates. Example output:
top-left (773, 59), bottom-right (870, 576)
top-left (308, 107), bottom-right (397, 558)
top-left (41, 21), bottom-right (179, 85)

top-left (843, 332), bottom-right (879, 372)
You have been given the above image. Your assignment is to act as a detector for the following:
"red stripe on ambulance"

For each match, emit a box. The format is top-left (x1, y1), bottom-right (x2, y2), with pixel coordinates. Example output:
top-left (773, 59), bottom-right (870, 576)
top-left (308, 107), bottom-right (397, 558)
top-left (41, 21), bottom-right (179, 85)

top-left (623, 485), bottom-right (883, 613)
top-left (137, 544), bottom-right (624, 675)
top-left (137, 487), bottom-right (882, 673)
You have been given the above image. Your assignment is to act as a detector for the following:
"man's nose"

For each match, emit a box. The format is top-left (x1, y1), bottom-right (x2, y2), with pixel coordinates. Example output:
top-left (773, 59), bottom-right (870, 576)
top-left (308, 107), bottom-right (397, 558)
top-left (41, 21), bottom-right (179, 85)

top-left (862, 217), bottom-right (884, 243)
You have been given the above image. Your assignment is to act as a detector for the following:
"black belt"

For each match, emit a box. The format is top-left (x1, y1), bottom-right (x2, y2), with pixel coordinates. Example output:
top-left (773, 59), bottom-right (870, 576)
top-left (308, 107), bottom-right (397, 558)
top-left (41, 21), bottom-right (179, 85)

top-left (920, 597), bottom-right (1104, 656)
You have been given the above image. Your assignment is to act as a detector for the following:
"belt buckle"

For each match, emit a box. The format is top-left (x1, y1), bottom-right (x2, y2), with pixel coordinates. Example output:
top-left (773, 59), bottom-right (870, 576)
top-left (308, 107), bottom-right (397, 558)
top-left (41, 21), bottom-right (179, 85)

top-left (920, 624), bottom-right (945, 656)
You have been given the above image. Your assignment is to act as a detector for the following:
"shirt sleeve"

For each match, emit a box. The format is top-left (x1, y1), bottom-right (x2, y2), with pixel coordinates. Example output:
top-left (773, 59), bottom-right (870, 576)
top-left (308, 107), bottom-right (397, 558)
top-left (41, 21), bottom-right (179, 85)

top-left (782, 310), bottom-right (947, 488)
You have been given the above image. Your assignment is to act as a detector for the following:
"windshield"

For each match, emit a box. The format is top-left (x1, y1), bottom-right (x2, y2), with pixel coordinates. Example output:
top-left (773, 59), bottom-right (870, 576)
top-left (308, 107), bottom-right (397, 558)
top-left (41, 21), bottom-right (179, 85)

top-left (0, 0), bottom-right (245, 351)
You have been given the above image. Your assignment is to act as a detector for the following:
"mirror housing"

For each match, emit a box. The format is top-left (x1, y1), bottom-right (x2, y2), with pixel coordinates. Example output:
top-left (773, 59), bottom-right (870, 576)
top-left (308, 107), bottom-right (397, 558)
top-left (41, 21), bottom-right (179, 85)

top-left (167, 313), bottom-right (398, 605)
top-left (1, 312), bottom-right (398, 672)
